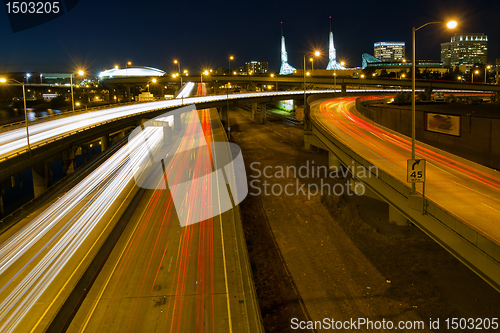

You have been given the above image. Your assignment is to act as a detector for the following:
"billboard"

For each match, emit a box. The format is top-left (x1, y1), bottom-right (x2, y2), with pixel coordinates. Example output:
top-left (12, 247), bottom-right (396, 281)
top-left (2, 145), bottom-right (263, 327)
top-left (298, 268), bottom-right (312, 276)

top-left (425, 113), bottom-right (461, 136)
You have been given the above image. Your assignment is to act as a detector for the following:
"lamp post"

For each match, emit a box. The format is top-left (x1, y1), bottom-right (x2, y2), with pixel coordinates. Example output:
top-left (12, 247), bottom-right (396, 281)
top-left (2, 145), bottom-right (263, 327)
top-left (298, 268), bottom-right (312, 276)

top-left (309, 51), bottom-right (320, 75)
top-left (70, 70), bottom-right (84, 113)
top-left (485, 65), bottom-right (491, 84)
top-left (174, 59), bottom-right (182, 90)
top-left (227, 56), bottom-right (234, 128)
top-left (271, 74), bottom-right (278, 92)
top-left (228, 56), bottom-right (233, 75)
top-left (472, 70), bottom-right (479, 83)
top-left (303, 55), bottom-right (306, 108)
top-left (148, 78), bottom-right (157, 93)
top-left (227, 56), bottom-right (234, 99)
top-left (411, 20), bottom-right (457, 193)
top-left (126, 61), bottom-right (132, 76)
top-left (201, 70), bottom-right (208, 84)
top-left (0, 78), bottom-right (31, 156)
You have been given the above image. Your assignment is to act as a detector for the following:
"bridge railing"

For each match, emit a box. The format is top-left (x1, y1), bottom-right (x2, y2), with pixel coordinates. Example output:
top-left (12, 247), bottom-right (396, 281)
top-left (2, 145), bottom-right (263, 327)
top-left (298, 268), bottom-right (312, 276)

top-left (0, 98), bottom-right (171, 132)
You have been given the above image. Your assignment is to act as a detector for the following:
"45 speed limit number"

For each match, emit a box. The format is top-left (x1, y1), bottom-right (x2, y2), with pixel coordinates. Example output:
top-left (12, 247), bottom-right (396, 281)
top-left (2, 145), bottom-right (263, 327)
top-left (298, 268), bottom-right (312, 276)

top-left (407, 159), bottom-right (426, 183)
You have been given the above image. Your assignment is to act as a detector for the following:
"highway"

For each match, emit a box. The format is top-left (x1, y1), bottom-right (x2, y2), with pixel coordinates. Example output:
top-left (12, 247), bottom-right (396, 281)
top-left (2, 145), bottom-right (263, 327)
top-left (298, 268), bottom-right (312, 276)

top-left (311, 96), bottom-right (500, 246)
top-left (69, 83), bottom-right (260, 332)
top-left (0, 90), bottom-right (314, 160)
top-left (0, 83), bottom-right (261, 332)
top-left (0, 88), bottom-right (415, 161)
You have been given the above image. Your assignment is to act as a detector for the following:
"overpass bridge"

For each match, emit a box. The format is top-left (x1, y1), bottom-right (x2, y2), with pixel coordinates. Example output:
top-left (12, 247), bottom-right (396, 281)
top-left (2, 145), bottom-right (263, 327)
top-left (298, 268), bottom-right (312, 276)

top-left (204, 75), bottom-right (500, 92)
top-left (100, 74), bottom-right (499, 103)
top-left (102, 74), bottom-right (500, 93)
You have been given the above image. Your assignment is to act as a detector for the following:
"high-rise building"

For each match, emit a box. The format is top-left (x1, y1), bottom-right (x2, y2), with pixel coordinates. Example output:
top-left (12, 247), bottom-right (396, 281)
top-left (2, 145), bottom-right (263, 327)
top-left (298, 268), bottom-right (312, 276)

top-left (441, 42), bottom-right (452, 67)
top-left (448, 33), bottom-right (488, 66)
top-left (374, 42), bottom-right (405, 62)
top-left (246, 61), bottom-right (268, 75)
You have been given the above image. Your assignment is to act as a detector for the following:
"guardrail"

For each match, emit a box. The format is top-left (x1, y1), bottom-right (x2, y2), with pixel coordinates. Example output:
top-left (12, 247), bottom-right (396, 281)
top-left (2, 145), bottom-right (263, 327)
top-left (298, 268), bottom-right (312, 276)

top-left (0, 99), bottom-right (171, 132)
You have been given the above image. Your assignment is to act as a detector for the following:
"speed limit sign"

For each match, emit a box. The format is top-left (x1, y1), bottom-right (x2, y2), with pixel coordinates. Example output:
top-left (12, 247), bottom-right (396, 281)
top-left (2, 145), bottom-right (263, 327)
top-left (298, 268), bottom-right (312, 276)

top-left (407, 159), bottom-right (426, 183)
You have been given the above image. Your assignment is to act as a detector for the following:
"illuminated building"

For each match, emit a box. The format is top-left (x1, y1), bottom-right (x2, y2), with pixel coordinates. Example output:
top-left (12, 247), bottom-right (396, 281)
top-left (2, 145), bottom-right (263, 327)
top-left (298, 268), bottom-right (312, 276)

top-left (441, 42), bottom-right (452, 67)
top-left (246, 61), bottom-right (268, 75)
top-left (326, 31), bottom-right (345, 70)
top-left (448, 33), bottom-right (488, 66)
top-left (279, 26), bottom-right (296, 75)
top-left (98, 66), bottom-right (165, 78)
top-left (374, 42), bottom-right (405, 62)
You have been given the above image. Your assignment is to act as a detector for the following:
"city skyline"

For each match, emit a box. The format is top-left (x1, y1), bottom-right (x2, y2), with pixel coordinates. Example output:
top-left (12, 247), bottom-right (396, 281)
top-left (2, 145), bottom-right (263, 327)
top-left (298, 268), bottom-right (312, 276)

top-left (0, 0), bottom-right (499, 75)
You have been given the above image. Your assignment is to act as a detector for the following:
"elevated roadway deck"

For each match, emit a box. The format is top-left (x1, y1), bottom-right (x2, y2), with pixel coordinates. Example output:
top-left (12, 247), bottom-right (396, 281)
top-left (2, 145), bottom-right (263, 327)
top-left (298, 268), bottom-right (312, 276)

top-left (307, 96), bottom-right (500, 291)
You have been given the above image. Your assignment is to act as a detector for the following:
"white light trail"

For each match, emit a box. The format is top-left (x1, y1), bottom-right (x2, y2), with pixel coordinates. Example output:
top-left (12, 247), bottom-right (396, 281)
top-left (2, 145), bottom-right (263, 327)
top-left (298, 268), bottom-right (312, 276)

top-left (0, 118), bottom-right (171, 332)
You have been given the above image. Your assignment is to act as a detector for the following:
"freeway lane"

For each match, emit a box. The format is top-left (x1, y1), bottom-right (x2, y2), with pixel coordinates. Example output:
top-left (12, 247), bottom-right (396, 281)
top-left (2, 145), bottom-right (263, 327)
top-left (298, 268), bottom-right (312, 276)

top-left (69, 111), bottom-right (260, 332)
top-left (67, 85), bottom-right (260, 332)
top-left (311, 97), bottom-right (500, 245)
top-left (0, 97), bottom-right (260, 332)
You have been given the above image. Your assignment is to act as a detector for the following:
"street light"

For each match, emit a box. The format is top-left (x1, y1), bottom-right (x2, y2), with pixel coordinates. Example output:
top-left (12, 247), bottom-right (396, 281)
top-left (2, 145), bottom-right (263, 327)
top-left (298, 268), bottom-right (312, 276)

top-left (201, 70), bottom-right (209, 83)
top-left (229, 56), bottom-right (234, 75)
top-left (70, 70), bottom-right (84, 113)
top-left (310, 51), bottom-right (321, 74)
top-left (148, 78), bottom-right (157, 93)
top-left (472, 70), bottom-right (479, 83)
top-left (271, 73), bottom-right (278, 91)
top-left (174, 59), bottom-right (183, 91)
top-left (485, 65), bottom-right (491, 84)
top-left (126, 61), bottom-right (132, 76)
top-left (0, 78), bottom-right (31, 156)
top-left (411, 19), bottom-right (457, 193)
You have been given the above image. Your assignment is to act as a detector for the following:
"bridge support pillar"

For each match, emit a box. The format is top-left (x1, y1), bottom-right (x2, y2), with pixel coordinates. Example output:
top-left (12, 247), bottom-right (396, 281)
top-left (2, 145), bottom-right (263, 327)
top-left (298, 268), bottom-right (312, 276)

top-left (61, 149), bottom-right (75, 175)
top-left (252, 103), bottom-right (257, 120)
top-left (32, 162), bottom-right (51, 198)
top-left (174, 113), bottom-right (182, 131)
top-left (425, 87), bottom-right (432, 96)
top-left (163, 125), bottom-right (172, 145)
top-left (260, 103), bottom-right (266, 124)
top-left (389, 205), bottom-right (408, 226)
top-left (125, 85), bottom-right (132, 102)
top-left (0, 189), bottom-right (4, 216)
top-left (82, 145), bottom-right (89, 162)
top-left (109, 88), bottom-right (115, 102)
top-left (220, 106), bottom-right (228, 129)
top-left (341, 83), bottom-right (347, 96)
top-left (101, 135), bottom-right (110, 152)
top-left (329, 151), bottom-right (342, 171)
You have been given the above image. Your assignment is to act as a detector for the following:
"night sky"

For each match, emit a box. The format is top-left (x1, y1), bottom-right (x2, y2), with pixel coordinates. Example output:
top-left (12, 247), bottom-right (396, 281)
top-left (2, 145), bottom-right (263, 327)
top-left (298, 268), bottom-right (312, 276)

top-left (1, 0), bottom-right (499, 76)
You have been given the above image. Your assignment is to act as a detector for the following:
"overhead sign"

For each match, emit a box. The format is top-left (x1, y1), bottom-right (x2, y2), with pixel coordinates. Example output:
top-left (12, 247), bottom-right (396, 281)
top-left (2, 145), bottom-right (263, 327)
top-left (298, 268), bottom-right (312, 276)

top-left (407, 159), bottom-right (426, 183)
